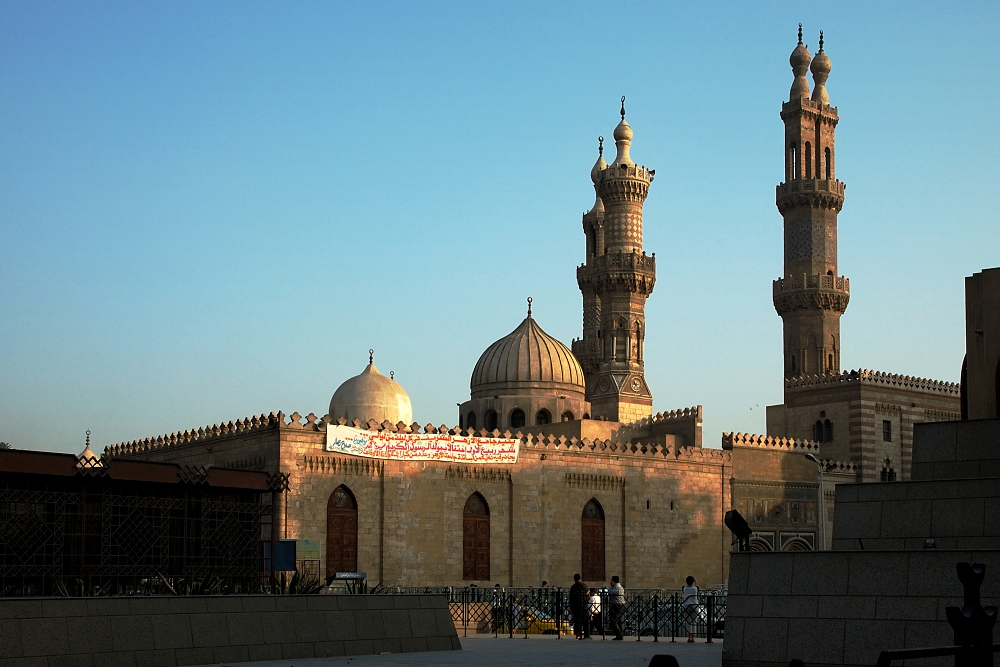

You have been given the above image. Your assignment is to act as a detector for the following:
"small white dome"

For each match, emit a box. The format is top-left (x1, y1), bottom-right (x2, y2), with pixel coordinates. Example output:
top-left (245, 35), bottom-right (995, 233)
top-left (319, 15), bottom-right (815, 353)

top-left (329, 359), bottom-right (413, 426)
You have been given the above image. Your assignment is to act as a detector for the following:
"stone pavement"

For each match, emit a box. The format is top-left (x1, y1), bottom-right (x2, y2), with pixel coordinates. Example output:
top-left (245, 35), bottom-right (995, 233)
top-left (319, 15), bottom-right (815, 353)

top-left (195, 635), bottom-right (724, 667)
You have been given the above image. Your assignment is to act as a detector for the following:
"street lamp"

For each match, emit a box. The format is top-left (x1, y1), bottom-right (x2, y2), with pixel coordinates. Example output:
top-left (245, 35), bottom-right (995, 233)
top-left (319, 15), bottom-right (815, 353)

top-left (805, 452), bottom-right (826, 550)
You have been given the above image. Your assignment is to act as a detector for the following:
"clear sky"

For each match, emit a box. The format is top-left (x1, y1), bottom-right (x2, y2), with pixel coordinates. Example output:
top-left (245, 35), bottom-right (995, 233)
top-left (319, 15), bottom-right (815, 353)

top-left (1, 1), bottom-right (997, 454)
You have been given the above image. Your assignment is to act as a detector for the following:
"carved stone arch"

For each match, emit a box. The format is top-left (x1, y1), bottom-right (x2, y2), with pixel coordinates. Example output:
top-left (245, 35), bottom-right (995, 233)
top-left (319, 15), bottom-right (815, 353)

top-left (748, 536), bottom-right (773, 552)
top-left (463, 492), bottom-right (490, 581)
top-left (781, 537), bottom-right (813, 552)
top-left (581, 498), bottom-right (605, 581)
top-left (326, 485), bottom-right (358, 578)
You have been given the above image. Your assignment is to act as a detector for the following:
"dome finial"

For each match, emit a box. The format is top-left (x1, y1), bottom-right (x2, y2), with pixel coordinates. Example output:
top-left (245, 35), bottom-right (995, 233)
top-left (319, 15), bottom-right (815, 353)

top-left (798, 23), bottom-right (803, 44)
top-left (818, 30), bottom-right (824, 51)
top-left (620, 96), bottom-right (626, 120)
top-left (598, 136), bottom-right (604, 156)
top-left (86, 430), bottom-right (91, 447)
top-left (369, 348), bottom-right (374, 365)
top-left (527, 296), bottom-right (533, 316)
top-left (390, 371), bottom-right (394, 380)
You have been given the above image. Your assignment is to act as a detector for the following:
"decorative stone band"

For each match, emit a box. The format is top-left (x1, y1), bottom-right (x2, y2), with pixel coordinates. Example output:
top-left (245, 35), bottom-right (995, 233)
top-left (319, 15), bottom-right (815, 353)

top-left (783, 369), bottom-right (961, 395)
top-left (772, 273), bottom-right (850, 315)
top-left (775, 180), bottom-right (846, 214)
top-left (595, 163), bottom-right (653, 184)
top-left (577, 265), bottom-right (656, 296)
top-left (779, 96), bottom-right (840, 121)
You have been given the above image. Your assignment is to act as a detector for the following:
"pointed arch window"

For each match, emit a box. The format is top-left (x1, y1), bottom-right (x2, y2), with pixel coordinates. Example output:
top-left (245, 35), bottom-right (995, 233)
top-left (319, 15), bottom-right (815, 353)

top-left (805, 142), bottom-right (812, 178)
top-left (535, 409), bottom-right (551, 425)
top-left (466, 411), bottom-right (477, 431)
top-left (561, 411), bottom-right (574, 422)
top-left (510, 408), bottom-right (525, 429)
top-left (824, 148), bottom-right (832, 179)
top-left (326, 485), bottom-right (358, 579)
top-left (581, 499), bottom-right (605, 581)
top-left (463, 493), bottom-right (490, 581)
top-left (484, 410), bottom-right (498, 431)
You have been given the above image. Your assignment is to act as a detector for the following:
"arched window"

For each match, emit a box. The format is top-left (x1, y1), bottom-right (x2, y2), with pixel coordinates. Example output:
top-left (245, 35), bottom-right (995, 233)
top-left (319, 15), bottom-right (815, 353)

top-left (823, 419), bottom-right (833, 443)
top-left (634, 322), bottom-right (643, 361)
top-left (535, 409), bottom-right (551, 425)
top-left (561, 411), bottom-right (574, 422)
top-left (789, 142), bottom-right (798, 180)
top-left (510, 409), bottom-right (525, 429)
top-left (463, 493), bottom-right (490, 581)
top-left (824, 148), bottom-right (831, 179)
top-left (805, 142), bottom-right (812, 178)
top-left (484, 410), bottom-right (498, 431)
top-left (828, 354), bottom-right (834, 370)
top-left (791, 355), bottom-right (797, 375)
top-left (782, 537), bottom-right (813, 552)
top-left (581, 499), bottom-right (605, 581)
top-left (749, 536), bottom-right (773, 552)
top-left (582, 413), bottom-right (591, 420)
top-left (326, 485), bottom-right (358, 579)
top-left (813, 420), bottom-right (823, 442)
top-left (466, 411), bottom-right (477, 431)
top-left (587, 227), bottom-right (597, 259)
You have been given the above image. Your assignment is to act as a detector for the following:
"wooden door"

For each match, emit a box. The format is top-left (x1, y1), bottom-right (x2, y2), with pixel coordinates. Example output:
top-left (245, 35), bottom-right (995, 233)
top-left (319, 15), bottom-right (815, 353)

top-left (581, 499), bottom-right (605, 582)
top-left (463, 493), bottom-right (490, 580)
top-left (326, 486), bottom-right (358, 578)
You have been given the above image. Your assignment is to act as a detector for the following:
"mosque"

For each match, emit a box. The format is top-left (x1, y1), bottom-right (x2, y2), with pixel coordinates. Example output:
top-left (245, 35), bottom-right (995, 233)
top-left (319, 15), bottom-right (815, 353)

top-left (105, 30), bottom-right (960, 589)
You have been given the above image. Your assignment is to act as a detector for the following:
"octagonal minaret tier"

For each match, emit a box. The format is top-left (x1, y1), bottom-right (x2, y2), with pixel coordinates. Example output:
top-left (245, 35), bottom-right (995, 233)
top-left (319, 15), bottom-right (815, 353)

top-left (572, 98), bottom-right (656, 423)
top-left (774, 27), bottom-right (850, 378)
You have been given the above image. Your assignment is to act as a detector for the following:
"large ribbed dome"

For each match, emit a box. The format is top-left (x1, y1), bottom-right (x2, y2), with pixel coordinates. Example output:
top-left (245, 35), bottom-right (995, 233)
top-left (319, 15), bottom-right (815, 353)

top-left (470, 313), bottom-right (586, 399)
top-left (330, 359), bottom-right (413, 426)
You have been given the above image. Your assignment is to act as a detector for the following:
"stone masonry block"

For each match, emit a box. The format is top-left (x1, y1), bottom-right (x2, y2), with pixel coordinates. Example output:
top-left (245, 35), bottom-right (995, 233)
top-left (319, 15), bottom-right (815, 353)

top-left (746, 554), bottom-right (793, 595)
top-left (843, 619), bottom-right (904, 666)
top-left (260, 610), bottom-right (296, 645)
top-left (111, 614), bottom-right (156, 653)
top-left (409, 609), bottom-right (438, 638)
top-left (366, 597), bottom-right (395, 610)
top-left (932, 462), bottom-right (980, 480)
top-left (742, 617), bottom-right (788, 663)
top-left (126, 598), bottom-right (175, 616)
top-left (204, 597), bottom-right (242, 614)
top-left (313, 641), bottom-right (346, 658)
top-left (426, 636), bottom-right (457, 652)
top-left (986, 502), bottom-right (1000, 540)
top-left (344, 639), bottom-right (375, 656)
top-left (726, 594), bottom-right (762, 618)
top-left (955, 420), bottom-right (1000, 462)
top-left (876, 596), bottom-right (938, 620)
top-left (226, 612), bottom-right (265, 646)
top-left (353, 609), bottom-right (386, 640)
top-left (393, 596), bottom-right (421, 610)
top-left (912, 422), bottom-right (957, 465)
top-left (281, 642), bottom-right (316, 659)
top-left (0, 620), bottom-right (22, 659)
top-left (381, 610), bottom-right (413, 639)
top-left (856, 483), bottom-right (907, 502)
top-left (957, 478), bottom-right (1000, 497)
top-left (173, 647), bottom-right (214, 666)
top-left (46, 653), bottom-right (96, 667)
top-left (762, 595), bottom-right (817, 618)
top-left (932, 498), bottom-right (985, 537)
top-left (0, 601), bottom-right (42, 620)
top-left (274, 596), bottom-right (308, 612)
top-left (420, 595), bottom-right (447, 609)
top-left (835, 484), bottom-right (859, 504)
top-left (728, 554), bottom-right (749, 594)
top-left (907, 551), bottom-right (975, 596)
top-left (86, 652), bottom-right (136, 667)
top-left (881, 499), bottom-right (933, 539)
top-left (151, 613), bottom-right (192, 650)
top-left (21, 616), bottom-right (70, 656)
top-left (41, 599), bottom-right (88, 619)
top-left (306, 596), bottom-right (338, 612)
top-left (848, 552), bottom-right (908, 596)
top-left (831, 501), bottom-right (881, 540)
top-left (791, 552), bottom-right (849, 595)
top-left (817, 595), bottom-right (875, 619)
top-left (240, 596), bottom-right (277, 613)
top-left (132, 648), bottom-right (175, 667)
top-left (905, 620), bottom-right (954, 649)
top-left (325, 610), bottom-right (358, 641)
top-left (722, 617), bottom-right (744, 660)
top-left (433, 607), bottom-right (457, 636)
top-left (400, 637), bottom-right (429, 653)
top-left (372, 638), bottom-right (402, 655)
top-left (786, 618), bottom-right (844, 665)
top-left (211, 645), bottom-right (250, 664)
top-left (292, 609), bottom-right (329, 643)
top-left (248, 643), bottom-right (284, 662)
top-left (87, 598), bottom-right (130, 617)
top-left (190, 612), bottom-right (230, 648)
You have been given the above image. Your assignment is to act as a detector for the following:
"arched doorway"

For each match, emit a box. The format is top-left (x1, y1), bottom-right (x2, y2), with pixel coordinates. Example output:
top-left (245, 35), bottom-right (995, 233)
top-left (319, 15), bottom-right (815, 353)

top-left (581, 498), bottom-right (605, 582)
top-left (326, 485), bottom-right (358, 578)
top-left (463, 492), bottom-right (490, 581)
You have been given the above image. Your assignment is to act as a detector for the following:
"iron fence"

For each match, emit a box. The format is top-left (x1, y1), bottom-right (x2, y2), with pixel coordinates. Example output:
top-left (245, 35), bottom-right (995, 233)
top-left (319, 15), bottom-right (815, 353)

top-left (445, 586), bottom-right (726, 641)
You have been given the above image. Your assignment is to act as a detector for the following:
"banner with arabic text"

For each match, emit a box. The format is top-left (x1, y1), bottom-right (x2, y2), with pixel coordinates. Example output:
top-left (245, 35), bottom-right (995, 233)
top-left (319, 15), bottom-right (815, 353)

top-left (325, 425), bottom-right (519, 464)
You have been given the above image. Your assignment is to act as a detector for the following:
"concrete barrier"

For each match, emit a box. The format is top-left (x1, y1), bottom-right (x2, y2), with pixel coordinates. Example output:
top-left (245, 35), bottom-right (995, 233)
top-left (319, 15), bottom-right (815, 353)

top-left (0, 594), bottom-right (460, 666)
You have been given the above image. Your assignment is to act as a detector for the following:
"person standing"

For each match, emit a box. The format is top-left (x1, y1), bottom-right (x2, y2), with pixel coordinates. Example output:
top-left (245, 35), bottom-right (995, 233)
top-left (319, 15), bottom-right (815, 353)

top-left (569, 574), bottom-right (589, 640)
top-left (588, 587), bottom-right (601, 636)
top-left (682, 575), bottom-right (699, 642)
top-left (608, 575), bottom-right (625, 640)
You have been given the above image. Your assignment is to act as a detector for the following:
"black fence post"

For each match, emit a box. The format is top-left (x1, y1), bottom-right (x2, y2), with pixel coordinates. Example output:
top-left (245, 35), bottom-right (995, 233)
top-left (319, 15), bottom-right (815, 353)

top-left (653, 594), bottom-right (659, 642)
top-left (555, 588), bottom-right (562, 639)
top-left (706, 594), bottom-right (714, 643)
top-left (508, 592), bottom-right (514, 638)
top-left (671, 592), bottom-right (677, 642)
top-left (635, 594), bottom-right (641, 641)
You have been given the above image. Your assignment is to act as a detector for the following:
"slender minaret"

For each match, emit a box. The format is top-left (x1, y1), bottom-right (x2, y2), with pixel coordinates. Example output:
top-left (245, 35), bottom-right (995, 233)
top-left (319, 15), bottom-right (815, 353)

top-left (774, 27), bottom-right (850, 378)
top-left (574, 99), bottom-right (656, 422)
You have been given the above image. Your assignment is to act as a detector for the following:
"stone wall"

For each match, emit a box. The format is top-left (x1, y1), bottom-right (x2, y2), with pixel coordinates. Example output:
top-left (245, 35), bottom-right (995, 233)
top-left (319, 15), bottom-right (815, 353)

top-left (0, 594), bottom-right (459, 667)
top-left (723, 550), bottom-right (1000, 667)
top-left (910, 418), bottom-right (1000, 481)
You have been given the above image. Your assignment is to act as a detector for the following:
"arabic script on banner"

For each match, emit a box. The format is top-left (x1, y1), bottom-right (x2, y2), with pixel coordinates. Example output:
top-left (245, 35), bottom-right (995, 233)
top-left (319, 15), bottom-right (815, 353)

top-left (325, 425), bottom-right (519, 464)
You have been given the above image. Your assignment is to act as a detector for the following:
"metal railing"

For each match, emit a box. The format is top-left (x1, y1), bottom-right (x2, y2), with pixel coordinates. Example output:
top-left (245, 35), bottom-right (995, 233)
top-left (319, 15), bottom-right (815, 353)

top-left (444, 586), bottom-right (726, 641)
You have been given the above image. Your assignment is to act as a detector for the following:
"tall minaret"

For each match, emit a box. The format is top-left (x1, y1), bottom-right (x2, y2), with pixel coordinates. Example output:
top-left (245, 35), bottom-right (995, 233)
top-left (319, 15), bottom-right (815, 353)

top-left (573, 99), bottom-right (656, 422)
top-left (773, 27), bottom-right (850, 378)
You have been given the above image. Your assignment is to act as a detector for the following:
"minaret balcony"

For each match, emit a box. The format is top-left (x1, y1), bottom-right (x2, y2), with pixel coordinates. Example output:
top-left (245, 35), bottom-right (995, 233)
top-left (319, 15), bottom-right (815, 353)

top-left (577, 251), bottom-right (656, 295)
top-left (773, 273), bottom-right (850, 315)
top-left (776, 179), bottom-right (845, 213)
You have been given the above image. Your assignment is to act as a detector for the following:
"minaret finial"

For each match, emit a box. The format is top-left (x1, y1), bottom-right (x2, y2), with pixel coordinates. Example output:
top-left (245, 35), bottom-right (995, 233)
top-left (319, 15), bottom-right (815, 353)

top-left (598, 136), bottom-right (604, 156)
top-left (86, 430), bottom-right (91, 447)
top-left (818, 30), bottom-right (824, 51)
top-left (390, 371), bottom-right (394, 380)
top-left (527, 297), bottom-right (532, 316)
top-left (369, 349), bottom-right (374, 364)
top-left (798, 23), bottom-right (803, 44)
top-left (620, 96), bottom-right (626, 120)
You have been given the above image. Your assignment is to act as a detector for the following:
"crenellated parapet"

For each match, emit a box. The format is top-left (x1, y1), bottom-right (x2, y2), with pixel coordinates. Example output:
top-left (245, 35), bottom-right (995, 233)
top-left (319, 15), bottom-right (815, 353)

top-left (784, 369), bottom-right (961, 395)
top-left (775, 178), bottom-right (845, 214)
top-left (623, 405), bottom-right (702, 430)
top-left (722, 431), bottom-right (820, 452)
top-left (577, 250), bottom-right (656, 296)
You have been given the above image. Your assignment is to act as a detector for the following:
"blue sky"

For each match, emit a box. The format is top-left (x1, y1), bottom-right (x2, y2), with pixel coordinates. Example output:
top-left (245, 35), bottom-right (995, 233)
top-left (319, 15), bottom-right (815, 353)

top-left (1, 1), bottom-right (997, 453)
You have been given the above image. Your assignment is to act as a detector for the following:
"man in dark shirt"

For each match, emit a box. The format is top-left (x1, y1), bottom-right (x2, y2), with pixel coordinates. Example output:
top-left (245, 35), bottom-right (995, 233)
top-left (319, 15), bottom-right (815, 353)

top-left (569, 574), bottom-right (589, 639)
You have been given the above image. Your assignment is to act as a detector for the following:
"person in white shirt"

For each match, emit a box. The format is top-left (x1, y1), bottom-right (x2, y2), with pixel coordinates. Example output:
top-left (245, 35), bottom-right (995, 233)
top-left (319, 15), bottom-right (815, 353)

top-left (588, 588), bottom-right (601, 636)
top-left (681, 575), bottom-right (699, 642)
top-left (608, 576), bottom-right (625, 640)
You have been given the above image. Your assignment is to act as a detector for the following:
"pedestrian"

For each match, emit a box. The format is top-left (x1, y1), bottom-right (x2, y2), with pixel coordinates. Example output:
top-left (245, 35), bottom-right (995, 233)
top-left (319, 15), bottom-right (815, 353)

top-left (608, 575), bottom-right (625, 640)
top-left (569, 574), bottom-right (589, 640)
top-left (682, 575), bottom-right (699, 642)
top-left (588, 587), bottom-right (601, 636)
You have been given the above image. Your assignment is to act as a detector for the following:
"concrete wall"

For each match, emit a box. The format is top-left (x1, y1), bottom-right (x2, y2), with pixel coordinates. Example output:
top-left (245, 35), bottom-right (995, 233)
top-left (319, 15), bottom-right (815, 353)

top-left (831, 477), bottom-right (1000, 551)
top-left (723, 550), bottom-right (1000, 667)
top-left (911, 419), bottom-right (1000, 481)
top-left (0, 594), bottom-right (459, 667)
